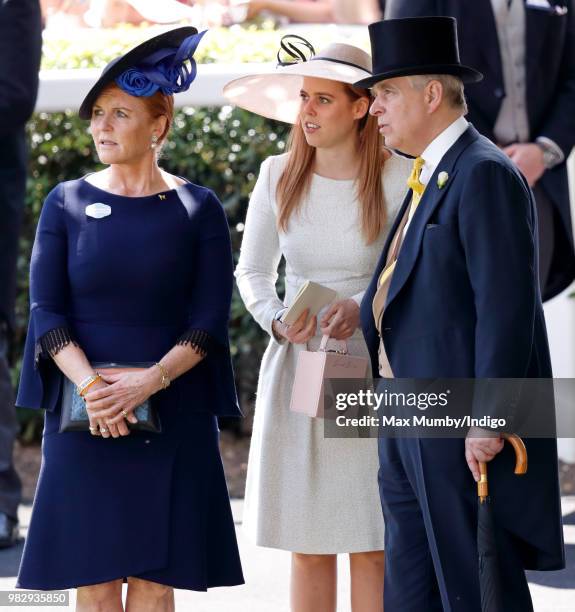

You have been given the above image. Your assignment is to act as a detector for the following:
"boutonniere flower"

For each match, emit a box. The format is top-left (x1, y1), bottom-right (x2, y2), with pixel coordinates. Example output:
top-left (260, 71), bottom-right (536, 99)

top-left (437, 171), bottom-right (449, 189)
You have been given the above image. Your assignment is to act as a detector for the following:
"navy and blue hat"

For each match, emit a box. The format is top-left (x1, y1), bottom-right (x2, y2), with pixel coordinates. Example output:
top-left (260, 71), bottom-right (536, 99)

top-left (79, 27), bottom-right (206, 119)
top-left (355, 17), bottom-right (483, 89)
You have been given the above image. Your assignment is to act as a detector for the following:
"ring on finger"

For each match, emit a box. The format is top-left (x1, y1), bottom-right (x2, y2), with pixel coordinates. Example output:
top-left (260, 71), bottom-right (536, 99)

top-left (121, 409), bottom-right (128, 418)
top-left (99, 426), bottom-right (108, 433)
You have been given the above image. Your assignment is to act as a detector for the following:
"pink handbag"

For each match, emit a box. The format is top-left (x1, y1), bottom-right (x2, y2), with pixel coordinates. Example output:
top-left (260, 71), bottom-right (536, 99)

top-left (289, 334), bottom-right (369, 418)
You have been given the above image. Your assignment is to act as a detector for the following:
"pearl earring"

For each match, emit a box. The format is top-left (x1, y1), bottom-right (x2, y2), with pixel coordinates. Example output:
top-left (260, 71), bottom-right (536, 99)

top-left (151, 135), bottom-right (159, 149)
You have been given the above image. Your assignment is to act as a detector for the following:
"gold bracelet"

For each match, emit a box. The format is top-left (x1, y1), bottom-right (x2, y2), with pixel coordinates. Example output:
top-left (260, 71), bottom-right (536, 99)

top-left (154, 362), bottom-right (171, 390)
top-left (77, 374), bottom-right (95, 390)
top-left (78, 373), bottom-right (101, 397)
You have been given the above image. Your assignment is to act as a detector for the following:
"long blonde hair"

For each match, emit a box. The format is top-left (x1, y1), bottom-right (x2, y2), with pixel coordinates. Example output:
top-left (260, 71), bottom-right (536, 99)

top-left (276, 83), bottom-right (387, 244)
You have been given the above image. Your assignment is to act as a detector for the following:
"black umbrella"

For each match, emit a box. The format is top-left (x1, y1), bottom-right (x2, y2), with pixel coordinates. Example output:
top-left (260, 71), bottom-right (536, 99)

top-left (477, 433), bottom-right (528, 612)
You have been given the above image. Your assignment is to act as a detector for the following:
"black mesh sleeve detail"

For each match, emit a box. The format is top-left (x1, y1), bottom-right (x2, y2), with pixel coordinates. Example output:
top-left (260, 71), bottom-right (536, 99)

top-left (176, 328), bottom-right (215, 357)
top-left (37, 327), bottom-right (78, 362)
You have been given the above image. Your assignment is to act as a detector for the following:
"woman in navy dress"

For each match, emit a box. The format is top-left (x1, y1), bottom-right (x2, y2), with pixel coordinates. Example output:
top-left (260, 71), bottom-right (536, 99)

top-left (16, 27), bottom-right (244, 610)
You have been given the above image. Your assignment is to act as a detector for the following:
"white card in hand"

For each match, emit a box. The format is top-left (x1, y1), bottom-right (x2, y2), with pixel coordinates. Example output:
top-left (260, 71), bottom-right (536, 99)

top-left (282, 280), bottom-right (337, 326)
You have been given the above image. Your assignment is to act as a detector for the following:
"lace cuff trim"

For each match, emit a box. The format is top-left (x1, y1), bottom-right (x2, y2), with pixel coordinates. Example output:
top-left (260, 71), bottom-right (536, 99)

top-left (36, 327), bottom-right (77, 364)
top-left (176, 328), bottom-right (214, 357)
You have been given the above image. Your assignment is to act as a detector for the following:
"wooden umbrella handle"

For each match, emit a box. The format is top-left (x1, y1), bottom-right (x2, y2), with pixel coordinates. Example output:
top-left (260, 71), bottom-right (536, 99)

top-left (501, 433), bottom-right (528, 474)
top-left (477, 433), bottom-right (528, 500)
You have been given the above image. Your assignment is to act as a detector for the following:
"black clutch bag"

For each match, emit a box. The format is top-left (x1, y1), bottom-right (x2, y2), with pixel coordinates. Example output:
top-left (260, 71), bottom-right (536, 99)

top-left (59, 362), bottom-right (161, 433)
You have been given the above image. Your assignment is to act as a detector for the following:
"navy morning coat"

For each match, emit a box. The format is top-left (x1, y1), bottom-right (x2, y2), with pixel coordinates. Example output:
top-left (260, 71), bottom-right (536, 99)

top-left (361, 126), bottom-right (564, 571)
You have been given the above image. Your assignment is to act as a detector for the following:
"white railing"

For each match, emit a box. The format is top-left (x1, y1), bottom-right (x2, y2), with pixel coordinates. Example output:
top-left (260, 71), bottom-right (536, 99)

top-left (37, 63), bottom-right (270, 111)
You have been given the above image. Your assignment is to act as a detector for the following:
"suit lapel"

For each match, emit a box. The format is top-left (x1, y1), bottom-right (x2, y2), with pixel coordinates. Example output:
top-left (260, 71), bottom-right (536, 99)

top-left (367, 190), bottom-right (412, 294)
top-left (524, 0), bottom-right (554, 87)
top-left (384, 126), bottom-right (481, 311)
top-left (360, 189), bottom-right (411, 336)
top-left (381, 190), bottom-right (412, 270)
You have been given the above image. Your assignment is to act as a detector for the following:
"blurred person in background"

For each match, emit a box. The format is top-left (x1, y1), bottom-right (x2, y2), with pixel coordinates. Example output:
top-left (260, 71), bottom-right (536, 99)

top-left (333, 0), bottom-right (384, 24)
top-left (0, 0), bottom-right (42, 549)
top-left (386, 0), bottom-right (575, 301)
top-left (43, 0), bottom-right (387, 28)
top-left (40, 0), bottom-right (89, 27)
top-left (237, 0), bottom-right (335, 23)
top-left (85, 0), bottom-right (199, 27)
top-left (227, 0), bottom-right (386, 24)
top-left (186, 0), bottom-right (381, 26)
top-left (41, 0), bottom-right (208, 28)
top-left (96, 0), bottom-right (337, 26)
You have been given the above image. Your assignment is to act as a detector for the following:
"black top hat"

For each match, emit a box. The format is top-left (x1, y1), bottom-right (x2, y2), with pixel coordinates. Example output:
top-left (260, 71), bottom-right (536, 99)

top-left (79, 27), bottom-right (204, 119)
top-left (355, 17), bottom-right (483, 89)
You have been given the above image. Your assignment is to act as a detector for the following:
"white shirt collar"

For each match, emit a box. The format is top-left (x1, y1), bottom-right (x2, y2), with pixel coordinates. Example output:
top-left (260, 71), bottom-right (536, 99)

top-left (419, 116), bottom-right (469, 186)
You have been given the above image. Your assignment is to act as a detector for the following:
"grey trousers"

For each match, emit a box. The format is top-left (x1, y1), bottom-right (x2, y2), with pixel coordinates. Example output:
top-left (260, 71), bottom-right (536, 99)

top-left (0, 323), bottom-right (21, 520)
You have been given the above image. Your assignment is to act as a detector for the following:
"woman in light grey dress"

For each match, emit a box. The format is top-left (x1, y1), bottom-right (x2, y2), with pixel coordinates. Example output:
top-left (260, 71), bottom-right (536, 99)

top-left (224, 38), bottom-right (410, 611)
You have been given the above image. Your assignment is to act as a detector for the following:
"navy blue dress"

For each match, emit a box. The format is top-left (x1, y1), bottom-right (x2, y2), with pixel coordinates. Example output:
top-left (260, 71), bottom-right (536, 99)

top-left (16, 178), bottom-right (244, 590)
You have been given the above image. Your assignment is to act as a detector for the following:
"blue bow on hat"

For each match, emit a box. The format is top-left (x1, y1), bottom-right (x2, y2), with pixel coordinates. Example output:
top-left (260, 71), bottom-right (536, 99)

top-left (79, 27), bottom-right (206, 119)
top-left (116, 30), bottom-right (207, 97)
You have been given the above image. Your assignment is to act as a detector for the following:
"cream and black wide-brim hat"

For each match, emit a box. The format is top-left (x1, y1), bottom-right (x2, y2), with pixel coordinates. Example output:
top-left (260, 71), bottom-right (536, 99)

top-left (223, 35), bottom-right (372, 124)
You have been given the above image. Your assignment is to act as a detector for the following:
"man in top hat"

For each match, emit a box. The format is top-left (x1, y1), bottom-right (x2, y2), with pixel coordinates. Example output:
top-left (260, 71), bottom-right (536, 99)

top-left (386, 0), bottom-right (575, 303)
top-left (357, 16), bottom-right (564, 611)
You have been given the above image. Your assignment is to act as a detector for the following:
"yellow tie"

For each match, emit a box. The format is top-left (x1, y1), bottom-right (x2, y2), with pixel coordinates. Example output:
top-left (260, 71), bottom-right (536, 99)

top-left (377, 157), bottom-right (426, 288)
top-left (406, 156), bottom-right (426, 206)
